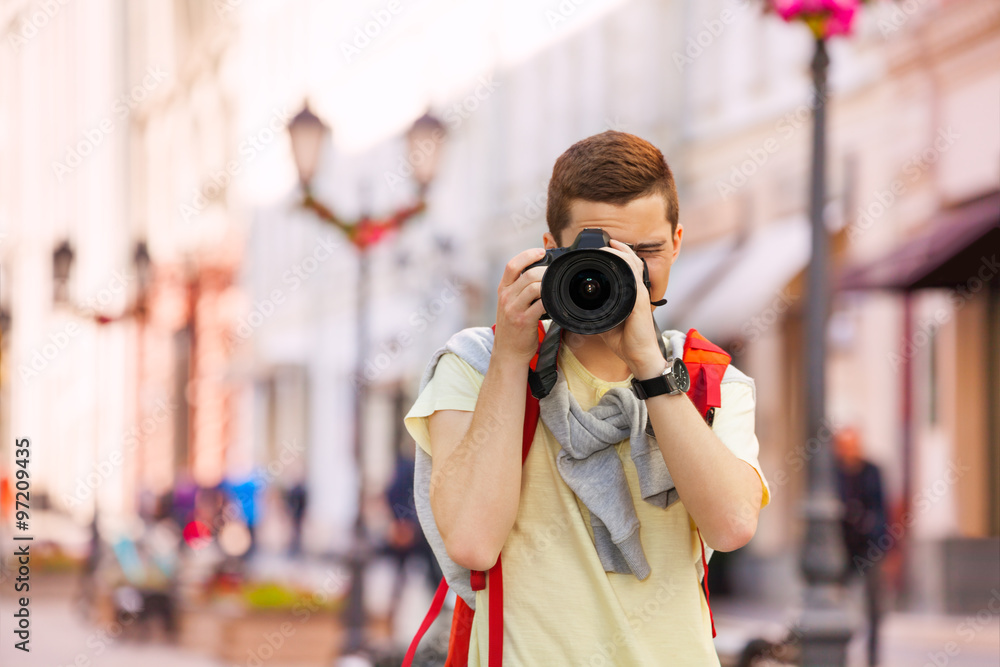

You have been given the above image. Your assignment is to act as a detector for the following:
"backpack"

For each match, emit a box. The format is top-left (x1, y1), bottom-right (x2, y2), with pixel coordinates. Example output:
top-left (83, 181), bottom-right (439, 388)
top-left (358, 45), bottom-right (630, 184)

top-left (402, 325), bottom-right (732, 667)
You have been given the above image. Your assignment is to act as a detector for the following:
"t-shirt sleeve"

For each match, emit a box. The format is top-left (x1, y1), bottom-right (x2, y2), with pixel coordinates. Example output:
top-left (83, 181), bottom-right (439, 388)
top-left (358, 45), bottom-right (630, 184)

top-left (712, 380), bottom-right (771, 508)
top-left (403, 352), bottom-right (485, 456)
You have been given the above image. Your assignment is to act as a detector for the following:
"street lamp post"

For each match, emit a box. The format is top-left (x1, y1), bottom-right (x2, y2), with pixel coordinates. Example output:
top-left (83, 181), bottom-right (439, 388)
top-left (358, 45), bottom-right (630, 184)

top-left (287, 105), bottom-right (446, 656)
top-left (797, 35), bottom-right (854, 666)
top-left (766, 1), bottom-right (873, 663)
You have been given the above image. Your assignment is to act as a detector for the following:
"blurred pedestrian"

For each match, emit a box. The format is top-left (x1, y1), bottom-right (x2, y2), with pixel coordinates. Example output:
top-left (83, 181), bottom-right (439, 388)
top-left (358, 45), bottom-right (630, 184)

top-left (285, 480), bottom-right (308, 556)
top-left (381, 443), bottom-right (441, 632)
top-left (221, 476), bottom-right (261, 557)
top-left (835, 426), bottom-right (888, 667)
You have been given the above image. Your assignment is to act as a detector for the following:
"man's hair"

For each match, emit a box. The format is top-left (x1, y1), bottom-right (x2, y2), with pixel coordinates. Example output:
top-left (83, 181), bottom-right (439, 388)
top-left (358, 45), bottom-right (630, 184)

top-left (546, 131), bottom-right (679, 245)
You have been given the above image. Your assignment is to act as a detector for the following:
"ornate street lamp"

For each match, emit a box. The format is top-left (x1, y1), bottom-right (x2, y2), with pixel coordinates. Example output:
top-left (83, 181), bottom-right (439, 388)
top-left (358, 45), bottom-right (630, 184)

top-left (287, 104), bottom-right (447, 656)
top-left (407, 111), bottom-right (447, 195)
top-left (52, 240), bottom-right (74, 304)
top-left (764, 1), bottom-right (874, 664)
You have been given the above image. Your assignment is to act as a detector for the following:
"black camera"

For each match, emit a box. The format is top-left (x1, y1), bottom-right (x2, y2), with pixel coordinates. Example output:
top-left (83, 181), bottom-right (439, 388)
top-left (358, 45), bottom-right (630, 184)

top-left (525, 228), bottom-right (654, 334)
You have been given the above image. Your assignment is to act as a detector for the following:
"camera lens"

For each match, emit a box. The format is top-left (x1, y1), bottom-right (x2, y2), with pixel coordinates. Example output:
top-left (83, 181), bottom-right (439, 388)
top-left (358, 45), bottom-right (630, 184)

top-left (569, 269), bottom-right (609, 310)
top-left (539, 249), bottom-right (637, 334)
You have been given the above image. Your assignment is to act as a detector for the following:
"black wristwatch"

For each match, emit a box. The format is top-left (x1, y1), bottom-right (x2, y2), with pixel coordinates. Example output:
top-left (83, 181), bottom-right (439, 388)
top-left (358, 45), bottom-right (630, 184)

top-left (631, 358), bottom-right (690, 400)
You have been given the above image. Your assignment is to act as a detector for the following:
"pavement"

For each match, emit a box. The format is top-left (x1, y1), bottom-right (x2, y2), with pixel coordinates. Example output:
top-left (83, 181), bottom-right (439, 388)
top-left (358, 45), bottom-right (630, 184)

top-left (712, 599), bottom-right (1000, 667)
top-left (2, 582), bottom-right (997, 666)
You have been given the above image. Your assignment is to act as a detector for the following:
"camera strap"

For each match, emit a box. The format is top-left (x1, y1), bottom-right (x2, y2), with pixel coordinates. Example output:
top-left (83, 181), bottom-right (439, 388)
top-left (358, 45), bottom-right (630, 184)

top-left (527, 323), bottom-right (563, 399)
top-left (527, 321), bottom-right (670, 400)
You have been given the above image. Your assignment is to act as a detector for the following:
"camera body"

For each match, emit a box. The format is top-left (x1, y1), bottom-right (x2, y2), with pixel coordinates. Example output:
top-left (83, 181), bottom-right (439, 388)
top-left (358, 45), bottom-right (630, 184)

top-left (525, 228), bottom-right (653, 334)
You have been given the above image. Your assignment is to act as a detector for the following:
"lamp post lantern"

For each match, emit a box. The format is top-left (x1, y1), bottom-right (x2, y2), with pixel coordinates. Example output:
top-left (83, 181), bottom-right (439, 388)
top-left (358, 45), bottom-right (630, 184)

top-left (288, 104), bottom-right (328, 191)
top-left (287, 104), bottom-right (446, 656)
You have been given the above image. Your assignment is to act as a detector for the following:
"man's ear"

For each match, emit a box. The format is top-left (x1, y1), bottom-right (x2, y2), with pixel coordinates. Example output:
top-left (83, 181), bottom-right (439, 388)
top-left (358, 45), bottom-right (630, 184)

top-left (670, 223), bottom-right (683, 263)
top-left (543, 231), bottom-right (558, 250)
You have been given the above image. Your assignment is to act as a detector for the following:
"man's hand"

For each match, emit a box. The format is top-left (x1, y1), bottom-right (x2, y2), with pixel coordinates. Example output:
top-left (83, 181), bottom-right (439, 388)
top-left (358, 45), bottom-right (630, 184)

top-left (494, 247), bottom-right (548, 364)
top-left (597, 239), bottom-right (664, 379)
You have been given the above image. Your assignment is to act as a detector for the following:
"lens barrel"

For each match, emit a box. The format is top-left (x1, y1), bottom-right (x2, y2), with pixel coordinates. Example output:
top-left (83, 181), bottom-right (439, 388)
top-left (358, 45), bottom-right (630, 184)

top-left (539, 249), bottom-right (637, 334)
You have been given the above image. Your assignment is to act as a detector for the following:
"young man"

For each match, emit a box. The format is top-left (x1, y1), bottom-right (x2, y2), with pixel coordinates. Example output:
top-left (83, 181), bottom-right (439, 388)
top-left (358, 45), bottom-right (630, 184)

top-left (405, 131), bottom-right (770, 665)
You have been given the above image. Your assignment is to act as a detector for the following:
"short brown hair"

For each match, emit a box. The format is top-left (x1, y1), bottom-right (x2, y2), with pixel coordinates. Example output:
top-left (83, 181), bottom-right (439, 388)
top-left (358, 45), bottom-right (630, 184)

top-left (546, 131), bottom-right (679, 244)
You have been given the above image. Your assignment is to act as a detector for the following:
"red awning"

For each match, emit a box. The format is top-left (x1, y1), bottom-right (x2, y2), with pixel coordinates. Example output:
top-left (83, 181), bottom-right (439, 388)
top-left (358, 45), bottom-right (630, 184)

top-left (839, 191), bottom-right (1000, 292)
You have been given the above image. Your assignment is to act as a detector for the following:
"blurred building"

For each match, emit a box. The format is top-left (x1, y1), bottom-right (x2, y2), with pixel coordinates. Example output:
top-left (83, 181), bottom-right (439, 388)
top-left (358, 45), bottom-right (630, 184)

top-left (394, 0), bottom-right (999, 613)
top-left (0, 0), bottom-right (243, 532)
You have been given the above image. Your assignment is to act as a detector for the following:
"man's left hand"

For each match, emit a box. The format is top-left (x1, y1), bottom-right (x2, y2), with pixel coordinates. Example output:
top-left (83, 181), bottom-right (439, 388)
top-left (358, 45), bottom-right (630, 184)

top-left (598, 239), bottom-right (664, 379)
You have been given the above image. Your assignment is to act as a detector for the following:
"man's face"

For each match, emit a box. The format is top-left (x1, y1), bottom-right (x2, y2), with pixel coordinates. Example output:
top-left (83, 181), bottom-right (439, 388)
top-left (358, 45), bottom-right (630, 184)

top-left (543, 193), bottom-right (682, 309)
top-left (834, 428), bottom-right (863, 468)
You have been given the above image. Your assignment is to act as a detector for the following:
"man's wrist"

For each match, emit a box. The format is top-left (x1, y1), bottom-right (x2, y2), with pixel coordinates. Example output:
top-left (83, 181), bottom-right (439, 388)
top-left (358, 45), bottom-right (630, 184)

top-left (489, 345), bottom-right (533, 377)
top-left (627, 347), bottom-right (667, 380)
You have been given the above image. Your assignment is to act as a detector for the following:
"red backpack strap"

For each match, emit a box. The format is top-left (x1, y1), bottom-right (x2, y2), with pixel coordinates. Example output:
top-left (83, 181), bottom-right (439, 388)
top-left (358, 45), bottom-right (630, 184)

top-left (403, 577), bottom-right (451, 666)
top-left (697, 529), bottom-right (717, 638)
top-left (444, 595), bottom-right (476, 667)
top-left (682, 328), bottom-right (729, 639)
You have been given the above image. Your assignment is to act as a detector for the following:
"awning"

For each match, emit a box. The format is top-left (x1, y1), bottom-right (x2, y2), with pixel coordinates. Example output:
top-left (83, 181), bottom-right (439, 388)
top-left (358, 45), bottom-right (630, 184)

top-left (838, 191), bottom-right (1000, 292)
top-left (659, 216), bottom-right (811, 342)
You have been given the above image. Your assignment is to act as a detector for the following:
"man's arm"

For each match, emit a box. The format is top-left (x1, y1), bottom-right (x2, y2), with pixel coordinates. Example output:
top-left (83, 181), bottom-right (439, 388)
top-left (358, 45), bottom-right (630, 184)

top-left (599, 239), bottom-right (764, 552)
top-left (636, 374), bottom-right (763, 552)
top-left (426, 248), bottom-right (548, 572)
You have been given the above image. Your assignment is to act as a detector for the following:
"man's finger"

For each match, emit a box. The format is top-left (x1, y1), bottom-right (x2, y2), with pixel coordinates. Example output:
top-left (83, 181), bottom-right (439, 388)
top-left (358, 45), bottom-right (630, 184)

top-left (500, 248), bottom-right (547, 290)
top-left (510, 279), bottom-right (543, 313)
top-left (601, 243), bottom-right (644, 278)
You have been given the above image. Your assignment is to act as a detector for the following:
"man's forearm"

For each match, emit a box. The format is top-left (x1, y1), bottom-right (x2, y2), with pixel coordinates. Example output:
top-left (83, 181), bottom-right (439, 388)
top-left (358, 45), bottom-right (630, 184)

top-left (429, 352), bottom-right (529, 569)
top-left (645, 391), bottom-right (762, 552)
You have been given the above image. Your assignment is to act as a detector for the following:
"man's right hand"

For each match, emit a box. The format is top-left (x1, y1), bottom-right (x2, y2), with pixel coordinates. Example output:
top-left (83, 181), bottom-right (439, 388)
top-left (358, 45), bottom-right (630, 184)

top-left (494, 247), bottom-right (548, 364)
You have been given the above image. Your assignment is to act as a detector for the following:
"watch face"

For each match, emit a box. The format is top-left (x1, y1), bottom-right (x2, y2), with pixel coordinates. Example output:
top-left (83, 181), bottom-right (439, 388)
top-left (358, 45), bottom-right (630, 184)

top-left (672, 358), bottom-right (690, 393)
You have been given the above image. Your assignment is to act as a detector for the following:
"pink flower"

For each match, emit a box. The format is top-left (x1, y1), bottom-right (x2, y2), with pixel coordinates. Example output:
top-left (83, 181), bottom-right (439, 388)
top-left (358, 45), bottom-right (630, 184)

top-left (772, 0), bottom-right (860, 39)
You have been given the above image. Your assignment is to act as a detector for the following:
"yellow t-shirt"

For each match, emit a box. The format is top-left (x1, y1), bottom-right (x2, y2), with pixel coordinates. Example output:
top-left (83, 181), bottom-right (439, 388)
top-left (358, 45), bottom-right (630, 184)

top-left (404, 342), bottom-right (770, 666)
